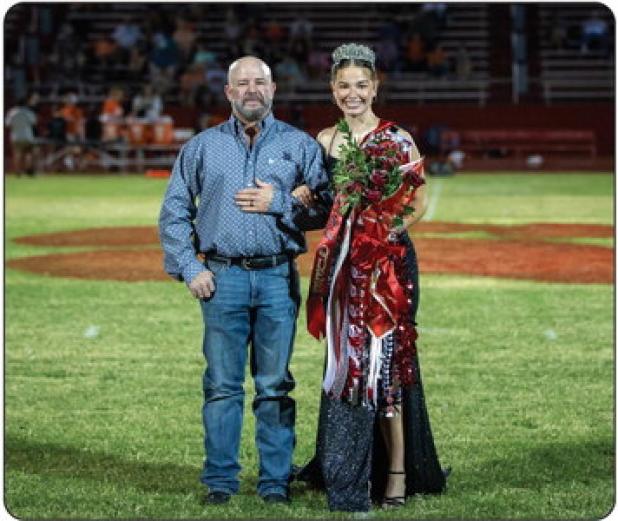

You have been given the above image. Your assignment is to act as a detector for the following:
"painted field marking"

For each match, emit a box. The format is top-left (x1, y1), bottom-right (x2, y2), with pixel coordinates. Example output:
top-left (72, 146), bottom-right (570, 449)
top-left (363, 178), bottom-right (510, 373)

top-left (424, 178), bottom-right (444, 222)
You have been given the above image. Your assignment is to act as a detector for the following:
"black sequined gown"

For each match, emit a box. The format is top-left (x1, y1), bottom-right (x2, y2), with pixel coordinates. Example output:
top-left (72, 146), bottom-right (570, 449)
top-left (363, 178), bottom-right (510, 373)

top-left (296, 157), bottom-right (447, 512)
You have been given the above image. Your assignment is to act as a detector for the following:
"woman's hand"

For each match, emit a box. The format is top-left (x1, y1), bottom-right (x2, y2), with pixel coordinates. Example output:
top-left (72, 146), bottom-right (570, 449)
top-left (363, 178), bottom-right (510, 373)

top-left (292, 184), bottom-right (315, 208)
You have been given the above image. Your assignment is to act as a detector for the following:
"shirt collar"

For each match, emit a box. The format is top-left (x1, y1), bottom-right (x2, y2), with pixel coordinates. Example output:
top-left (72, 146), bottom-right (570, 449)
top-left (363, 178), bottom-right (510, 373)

top-left (229, 112), bottom-right (275, 137)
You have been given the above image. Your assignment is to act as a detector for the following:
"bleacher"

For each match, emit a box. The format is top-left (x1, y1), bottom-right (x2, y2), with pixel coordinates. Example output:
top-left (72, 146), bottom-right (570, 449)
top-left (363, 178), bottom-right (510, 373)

top-left (536, 4), bottom-right (614, 103)
top-left (45, 3), bottom-right (493, 105)
top-left (4, 3), bottom-right (614, 173)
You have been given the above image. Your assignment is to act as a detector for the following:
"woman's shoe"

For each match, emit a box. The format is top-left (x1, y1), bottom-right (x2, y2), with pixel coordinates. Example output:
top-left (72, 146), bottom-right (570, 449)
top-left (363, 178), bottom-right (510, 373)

top-left (382, 470), bottom-right (406, 509)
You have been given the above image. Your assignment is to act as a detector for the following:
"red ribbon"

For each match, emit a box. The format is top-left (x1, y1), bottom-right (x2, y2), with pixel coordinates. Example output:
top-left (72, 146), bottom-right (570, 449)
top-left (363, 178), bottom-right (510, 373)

top-left (306, 196), bottom-right (349, 340)
top-left (306, 122), bottom-right (425, 341)
top-left (349, 231), bottom-right (407, 337)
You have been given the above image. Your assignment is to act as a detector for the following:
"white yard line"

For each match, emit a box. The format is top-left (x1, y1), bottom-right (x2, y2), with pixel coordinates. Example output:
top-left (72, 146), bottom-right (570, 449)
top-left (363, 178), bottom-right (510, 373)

top-left (424, 178), bottom-right (444, 222)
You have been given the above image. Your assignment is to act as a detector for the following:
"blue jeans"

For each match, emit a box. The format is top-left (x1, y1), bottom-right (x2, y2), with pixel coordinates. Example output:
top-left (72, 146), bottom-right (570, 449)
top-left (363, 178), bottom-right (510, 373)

top-left (199, 258), bottom-right (299, 497)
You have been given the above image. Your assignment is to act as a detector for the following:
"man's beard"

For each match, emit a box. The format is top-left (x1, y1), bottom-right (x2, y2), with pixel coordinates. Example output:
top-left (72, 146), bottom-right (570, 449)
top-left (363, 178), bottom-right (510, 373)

top-left (232, 95), bottom-right (272, 122)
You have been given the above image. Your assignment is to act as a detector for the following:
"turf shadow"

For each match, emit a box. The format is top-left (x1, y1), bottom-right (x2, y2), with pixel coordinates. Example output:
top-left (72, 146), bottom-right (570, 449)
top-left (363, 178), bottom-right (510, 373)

top-left (5, 437), bottom-right (201, 495)
top-left (458, 438), bottom-right (613, 492)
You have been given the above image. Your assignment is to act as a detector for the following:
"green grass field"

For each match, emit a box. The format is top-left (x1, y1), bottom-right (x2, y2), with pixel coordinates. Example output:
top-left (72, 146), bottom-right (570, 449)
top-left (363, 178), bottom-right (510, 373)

top-left (5, 173), bottom-right (614, 520)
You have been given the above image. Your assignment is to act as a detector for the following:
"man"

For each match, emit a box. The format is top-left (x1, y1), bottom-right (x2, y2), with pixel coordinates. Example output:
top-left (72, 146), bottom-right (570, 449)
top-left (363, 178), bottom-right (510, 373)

top-left (159, 56), bottom-right (330, 505)
top-left (5, 94), bottom-right (38, 176)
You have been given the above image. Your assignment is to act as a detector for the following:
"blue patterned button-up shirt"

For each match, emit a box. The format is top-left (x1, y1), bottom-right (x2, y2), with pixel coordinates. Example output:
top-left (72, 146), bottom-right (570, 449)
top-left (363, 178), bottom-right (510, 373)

top-left (159, 113), bottom-right (331, 283)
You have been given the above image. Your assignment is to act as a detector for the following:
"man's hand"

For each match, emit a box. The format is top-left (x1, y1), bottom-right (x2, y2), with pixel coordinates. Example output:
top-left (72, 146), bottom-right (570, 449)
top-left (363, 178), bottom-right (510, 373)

top-left (188, 270), bottom-right (216, 299)
top-left (292, 184), bottom-right (315, 208)
top-left (235, 179), bottom-right (274, 212)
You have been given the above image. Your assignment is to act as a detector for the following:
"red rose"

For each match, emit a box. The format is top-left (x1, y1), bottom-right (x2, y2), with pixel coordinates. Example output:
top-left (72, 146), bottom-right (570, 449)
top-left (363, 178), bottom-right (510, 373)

top-left (382, 157), bottom-right (398, 170)
top-left (365, 189), bottom-right (382, 203)
top-left (344, 182), bottom-right (364, 195)
top-left (403, 169), bottom-right (424, 187)
top-left (370, 170), bottom-right (387, 187)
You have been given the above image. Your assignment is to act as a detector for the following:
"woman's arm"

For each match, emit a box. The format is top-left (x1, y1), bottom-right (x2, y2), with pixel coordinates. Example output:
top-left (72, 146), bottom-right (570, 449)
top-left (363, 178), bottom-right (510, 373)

top-left (395, 128), bottom-right (428, 230)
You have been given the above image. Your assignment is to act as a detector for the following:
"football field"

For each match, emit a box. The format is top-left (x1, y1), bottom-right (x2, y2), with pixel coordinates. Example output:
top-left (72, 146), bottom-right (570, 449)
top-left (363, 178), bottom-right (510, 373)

top-left (4, 172), bottom-right (614, 519)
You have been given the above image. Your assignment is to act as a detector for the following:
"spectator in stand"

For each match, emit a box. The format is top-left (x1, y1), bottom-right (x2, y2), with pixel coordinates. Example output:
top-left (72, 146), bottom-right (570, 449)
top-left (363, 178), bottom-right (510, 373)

top-left (289, 38), bottom-right (310, 76)
top-left (427, 43), bottom-right (448, 77)
top-left (274, 53), bottom-right (304, 94)
top-left (409, 8), bottom-right (439, 48)
top-left (242, 20), bottom-right (264, 56)
top-left (128, 41), bottom-right (148, 81)
top-left (265, 19), bottom-right (285, 53)
top-left (580, 10), bottom-right (610, 55)
top-left (58, 91), bottom-right (85, 170)
top-left (59, 92), bottom-right (85, 142)
top-left (100, 86), bottom-right (126, 124)
top-left (53, 21), bottom-right (87, 81)
top-left (5, 95), bottom-right (38, 176)
top-left (47, 104), bottom-right (67, 145)
top-left (148, 32), bottom-right (180, 94)
top-left (289, 10), bottom-right (313, 48)
top-left (376, 38), bottom-right (400, 73)
top-left (454, 43), bottom-right (472, 79)
top-left (130, 84), bottom-right (164, 122)
top-left (307, 48), bottom-right (330, 79)
top-left (93, 35), bottom-right (119, 72)
top-left (192, 39), bottom-right (218, 67)
top-left (112, 16), bottom-right (143, 64)
top-left (405, 32), bottom-right (427, 72)
top-left (173, 15), bottom-right (198, 66)
top-left (224, 7), bottom-right (243, 58)
top-left (180, 62), bottom-right (206, 106)
top-left (204, 59), bottom-right (227, 103)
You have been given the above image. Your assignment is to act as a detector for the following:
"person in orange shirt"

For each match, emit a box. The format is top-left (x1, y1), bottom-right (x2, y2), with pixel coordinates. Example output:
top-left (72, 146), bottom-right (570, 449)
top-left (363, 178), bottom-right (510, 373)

top-left (93, 36), bottom-right (118, 71)
top-left (101, 86), bottom-right (125, 122)
top-left (100, 86), bottom-right (126, 142)
top-left (426, 43), bottom-right (448, 77)
top-left (59, 92), bottom-right (85, 142)
top-left (57, 92), bottom-right (85, 170)
top-left (405, 32), bottom-right (426, 72)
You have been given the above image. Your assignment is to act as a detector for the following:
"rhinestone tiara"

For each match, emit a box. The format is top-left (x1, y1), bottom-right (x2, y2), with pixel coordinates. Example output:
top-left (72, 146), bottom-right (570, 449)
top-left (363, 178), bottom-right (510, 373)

top-left (331, 43), bottom-right (376, 69)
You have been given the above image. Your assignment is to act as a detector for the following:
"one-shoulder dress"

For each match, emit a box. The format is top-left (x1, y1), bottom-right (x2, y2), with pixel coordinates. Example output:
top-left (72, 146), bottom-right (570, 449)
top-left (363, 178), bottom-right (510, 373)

top-left (296, 124), bottom-right (448, 511)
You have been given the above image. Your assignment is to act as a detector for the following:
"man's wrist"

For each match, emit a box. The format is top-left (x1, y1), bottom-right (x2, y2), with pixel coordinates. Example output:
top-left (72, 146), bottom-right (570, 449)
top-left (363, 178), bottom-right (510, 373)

top-left (182, 261), bottom-right (207, 284)
top-left (267, 187), bottom-right (293, 215)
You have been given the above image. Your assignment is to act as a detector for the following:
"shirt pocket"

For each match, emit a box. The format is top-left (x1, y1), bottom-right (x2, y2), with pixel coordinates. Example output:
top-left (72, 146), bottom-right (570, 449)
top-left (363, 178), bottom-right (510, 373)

top-left (260, 157), bottom-right (299, 191)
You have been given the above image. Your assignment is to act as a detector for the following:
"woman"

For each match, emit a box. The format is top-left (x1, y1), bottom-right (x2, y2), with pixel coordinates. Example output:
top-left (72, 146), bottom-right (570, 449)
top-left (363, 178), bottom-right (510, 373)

top-left (296, 43), bottom-right (448, 511)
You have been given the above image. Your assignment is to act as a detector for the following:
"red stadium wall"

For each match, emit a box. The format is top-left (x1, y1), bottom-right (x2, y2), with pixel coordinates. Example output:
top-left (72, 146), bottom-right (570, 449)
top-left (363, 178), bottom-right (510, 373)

top-left (170, 102), bottom-right (614, 156)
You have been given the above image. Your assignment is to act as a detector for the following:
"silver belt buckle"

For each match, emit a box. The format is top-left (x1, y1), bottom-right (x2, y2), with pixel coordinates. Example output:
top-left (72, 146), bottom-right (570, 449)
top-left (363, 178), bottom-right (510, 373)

top-left (241, 258), bottom-right (252, 270)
